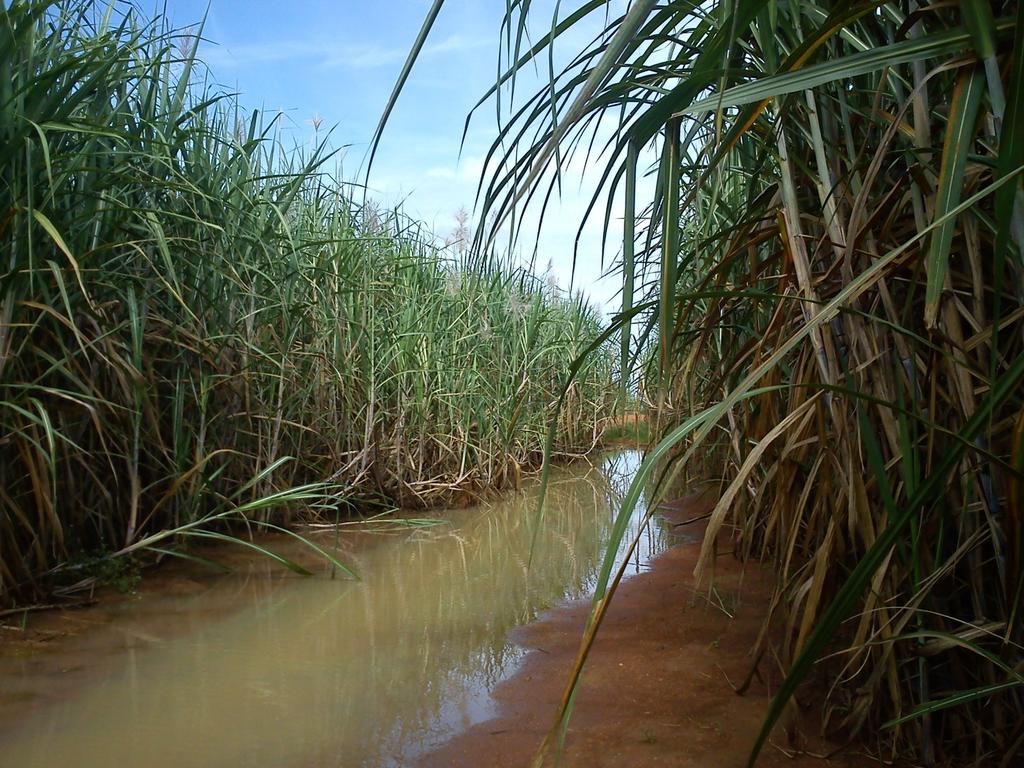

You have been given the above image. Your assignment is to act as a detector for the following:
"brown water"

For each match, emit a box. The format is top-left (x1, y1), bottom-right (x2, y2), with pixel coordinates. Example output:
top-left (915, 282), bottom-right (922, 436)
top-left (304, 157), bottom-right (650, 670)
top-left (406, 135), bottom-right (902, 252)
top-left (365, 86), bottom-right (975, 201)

top-left (0, 451), bottom-right (665, 768)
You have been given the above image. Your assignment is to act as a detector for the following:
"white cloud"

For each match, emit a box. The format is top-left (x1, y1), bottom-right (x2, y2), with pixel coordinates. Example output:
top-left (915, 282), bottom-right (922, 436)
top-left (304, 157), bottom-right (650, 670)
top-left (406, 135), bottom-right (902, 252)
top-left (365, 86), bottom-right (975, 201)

top-left (322, 45), bottom-right (405, 70)
top-left (198, 30), bottom-right (487, 73)
top-left (424, 33), bottom-right (490, 56)
top-left (199, 39), bottom-right (403, 71)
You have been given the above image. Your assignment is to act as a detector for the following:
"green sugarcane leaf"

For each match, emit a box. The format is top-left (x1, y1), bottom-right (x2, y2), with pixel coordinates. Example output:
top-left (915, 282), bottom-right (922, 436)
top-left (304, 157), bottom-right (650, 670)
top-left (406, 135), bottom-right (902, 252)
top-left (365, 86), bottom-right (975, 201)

top-left (883, 681), bottom-right (1023, 729)
top-left (181, 530), bottom-right (314, 576)
top-left (925, 64), bottom-right (986, 329)
top-left (682, 21), bottom-right (1013, 117)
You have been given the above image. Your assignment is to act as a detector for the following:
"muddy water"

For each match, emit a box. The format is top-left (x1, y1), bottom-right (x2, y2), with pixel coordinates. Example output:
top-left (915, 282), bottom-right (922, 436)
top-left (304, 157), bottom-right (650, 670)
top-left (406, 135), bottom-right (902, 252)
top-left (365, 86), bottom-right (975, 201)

top-left (0, 452), bottom-right (664, 768)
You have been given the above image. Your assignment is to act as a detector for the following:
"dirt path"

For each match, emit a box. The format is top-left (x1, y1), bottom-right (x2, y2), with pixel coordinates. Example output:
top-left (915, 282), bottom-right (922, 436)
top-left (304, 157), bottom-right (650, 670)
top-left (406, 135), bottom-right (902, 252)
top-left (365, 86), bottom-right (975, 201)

top-left (415, 494), bottom-right (880, 768)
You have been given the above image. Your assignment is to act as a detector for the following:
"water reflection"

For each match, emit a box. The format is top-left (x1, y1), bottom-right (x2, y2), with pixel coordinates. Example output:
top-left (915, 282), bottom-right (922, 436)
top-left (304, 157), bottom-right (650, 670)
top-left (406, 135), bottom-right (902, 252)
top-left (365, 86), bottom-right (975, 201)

top-left (0, 451), bottom-right (664, 768)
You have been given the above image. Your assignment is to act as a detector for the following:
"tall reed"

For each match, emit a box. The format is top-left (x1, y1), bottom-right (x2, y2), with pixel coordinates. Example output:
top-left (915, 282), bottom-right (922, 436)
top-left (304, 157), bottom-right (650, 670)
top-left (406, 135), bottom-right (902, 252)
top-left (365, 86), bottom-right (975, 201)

top-left (0, 0), bottom-right (618, 605)
top-left (396, 0), bottom-right (1024, 764)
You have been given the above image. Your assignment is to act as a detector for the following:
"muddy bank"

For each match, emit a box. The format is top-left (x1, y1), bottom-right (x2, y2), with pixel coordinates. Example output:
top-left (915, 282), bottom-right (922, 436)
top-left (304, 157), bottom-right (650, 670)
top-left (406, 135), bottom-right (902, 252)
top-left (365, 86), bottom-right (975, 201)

top-left (416, 494), bottom-right (879, 768)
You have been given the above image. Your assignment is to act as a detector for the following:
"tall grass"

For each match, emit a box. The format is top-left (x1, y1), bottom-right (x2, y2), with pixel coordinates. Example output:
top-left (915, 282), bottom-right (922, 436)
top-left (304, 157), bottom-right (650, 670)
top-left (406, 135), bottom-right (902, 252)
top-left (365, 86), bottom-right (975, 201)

top-left (0, 0), bottom-right (618, 606)
top-left (396, 0), bottom-right (1024, 764)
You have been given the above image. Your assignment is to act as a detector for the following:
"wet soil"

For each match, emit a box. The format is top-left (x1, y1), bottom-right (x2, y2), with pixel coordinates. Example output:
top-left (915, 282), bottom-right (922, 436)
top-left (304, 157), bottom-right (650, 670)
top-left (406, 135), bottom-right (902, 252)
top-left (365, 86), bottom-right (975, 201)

top-left (416, 493), bottom-right (881, 768)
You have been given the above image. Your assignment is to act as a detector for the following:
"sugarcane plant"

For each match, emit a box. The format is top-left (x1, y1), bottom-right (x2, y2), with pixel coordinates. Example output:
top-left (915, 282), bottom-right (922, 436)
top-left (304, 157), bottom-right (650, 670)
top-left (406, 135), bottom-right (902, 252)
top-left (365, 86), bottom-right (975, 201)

top-left (0, 0), bottom-right (620, 606)
top-left (390, 0), bottom-right (1024, 764)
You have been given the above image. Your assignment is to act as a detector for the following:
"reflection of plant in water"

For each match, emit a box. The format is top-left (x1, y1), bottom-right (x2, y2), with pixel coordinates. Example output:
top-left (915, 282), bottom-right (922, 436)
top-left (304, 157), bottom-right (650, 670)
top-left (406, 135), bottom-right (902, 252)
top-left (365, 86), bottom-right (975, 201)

top-left (64, 553), bottom-right (142, 595)
top-left (343, 455), bottom-right (659, 758)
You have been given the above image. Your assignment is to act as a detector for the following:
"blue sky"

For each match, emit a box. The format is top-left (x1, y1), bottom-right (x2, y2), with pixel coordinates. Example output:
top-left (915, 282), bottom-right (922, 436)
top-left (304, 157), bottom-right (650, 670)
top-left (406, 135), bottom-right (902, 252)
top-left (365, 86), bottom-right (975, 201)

top-left (160, 0), bottom-right (631, 309)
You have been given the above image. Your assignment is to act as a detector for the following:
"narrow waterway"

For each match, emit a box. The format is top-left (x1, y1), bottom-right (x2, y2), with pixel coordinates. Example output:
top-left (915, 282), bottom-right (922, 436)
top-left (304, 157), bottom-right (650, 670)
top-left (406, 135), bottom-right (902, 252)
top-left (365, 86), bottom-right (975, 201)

top-left (0, 451), bottom-right (665, 768)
